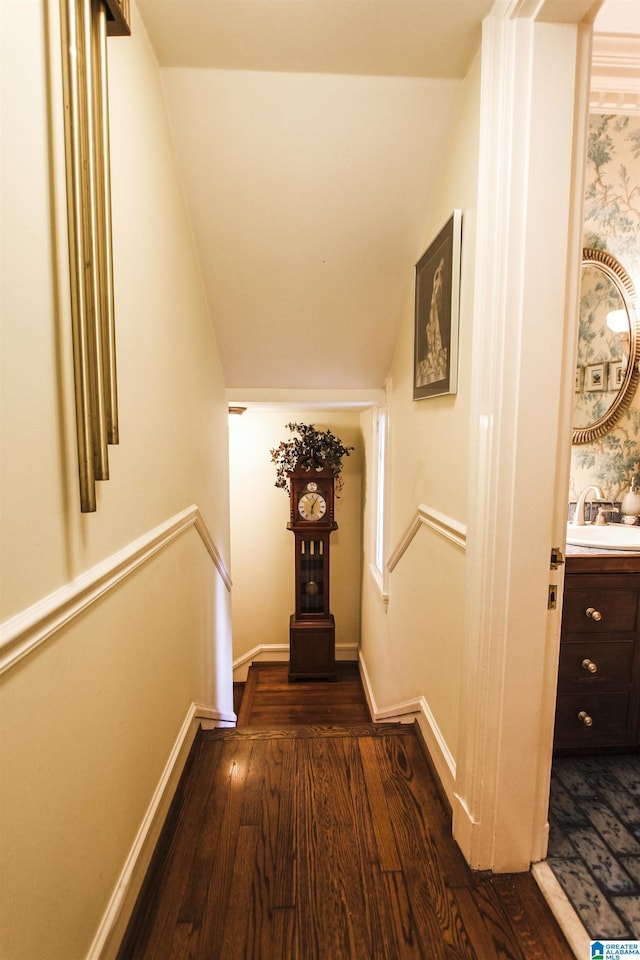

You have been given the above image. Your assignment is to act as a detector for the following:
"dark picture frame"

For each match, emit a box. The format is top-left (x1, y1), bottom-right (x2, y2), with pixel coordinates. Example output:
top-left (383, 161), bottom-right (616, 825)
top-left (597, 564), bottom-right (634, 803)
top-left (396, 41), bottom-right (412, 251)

top-left (413, 211), bottom-right (462, 400)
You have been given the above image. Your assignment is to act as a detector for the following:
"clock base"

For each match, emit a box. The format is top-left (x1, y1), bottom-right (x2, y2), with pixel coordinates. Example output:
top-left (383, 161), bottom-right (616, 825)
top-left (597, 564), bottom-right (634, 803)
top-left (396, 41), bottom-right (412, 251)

top-left (288, 615), bottom-right (337, 682)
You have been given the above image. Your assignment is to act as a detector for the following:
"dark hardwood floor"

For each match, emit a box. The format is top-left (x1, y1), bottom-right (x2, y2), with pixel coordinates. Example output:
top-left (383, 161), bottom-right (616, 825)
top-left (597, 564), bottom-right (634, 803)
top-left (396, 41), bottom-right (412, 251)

top-left (118, 662), bottom-right (573, 959)
top-left (236, 661), bottom-right (371, 726)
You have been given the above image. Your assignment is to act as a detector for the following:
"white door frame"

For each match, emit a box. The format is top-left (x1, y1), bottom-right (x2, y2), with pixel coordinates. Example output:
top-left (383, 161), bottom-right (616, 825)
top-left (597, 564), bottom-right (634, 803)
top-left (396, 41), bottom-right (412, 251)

top-left (453, 4), bottom-right (593, 872)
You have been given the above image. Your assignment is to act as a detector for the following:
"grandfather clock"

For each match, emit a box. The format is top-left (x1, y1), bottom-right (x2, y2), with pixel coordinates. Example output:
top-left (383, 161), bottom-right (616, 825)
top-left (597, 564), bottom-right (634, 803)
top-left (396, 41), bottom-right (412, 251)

top-left (287, 461), bottom-right (338, 681)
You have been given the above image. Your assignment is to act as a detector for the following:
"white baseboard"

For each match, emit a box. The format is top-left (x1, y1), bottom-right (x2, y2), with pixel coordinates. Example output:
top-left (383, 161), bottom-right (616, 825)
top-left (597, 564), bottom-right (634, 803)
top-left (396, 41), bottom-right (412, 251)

top-left (358, 651), bottom-right (456, 803)
top-left (232, 642), bottom-right (360, 681)
top-left (86, 702), bottom-right (236, 960)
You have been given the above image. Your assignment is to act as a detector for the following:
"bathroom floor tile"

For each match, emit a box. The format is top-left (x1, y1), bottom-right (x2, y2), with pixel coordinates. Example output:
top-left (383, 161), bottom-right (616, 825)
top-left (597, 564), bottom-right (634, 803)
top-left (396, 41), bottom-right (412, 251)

top-left (607, 758), bottom-right (640, 798)
top-left (620, 857), bottom-right (640, 888)
top-left (548, 818), bottom-right (577, 858)
top-left (548, 755), bottom-right (640, 941)
top-left (610, 895), bottom-right (640, 937)
top-left (548, 857), bottom-right (631, 938)
top-left (567, 827), bottom-right (637, 894)
top-left (549, 775), bottom-right (590, 826)
top-left (584, 800), bottom-right (640, 855)
top-left (595, 781), bottom-right (640, 827)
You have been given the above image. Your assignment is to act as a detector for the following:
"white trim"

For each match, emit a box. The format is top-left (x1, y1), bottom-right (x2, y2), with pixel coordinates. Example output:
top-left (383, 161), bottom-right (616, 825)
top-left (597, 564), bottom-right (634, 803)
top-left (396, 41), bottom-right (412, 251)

top-left (590, 32), bottom-right (640, 116)
top-left (232, 641), bottom-right (360, 681)
top-left (225, 387), bottom-right (385, 410)
top-left (368, 561), bottom-right (389, 605)
top-left (454, 12), bottom-right (591, 873)
top-left (387, 504), bottom-right (466, 574)
top-left (86, 701), bottom-right (235, 960)
top-left (358, 652), bottom-right (456, 805)
top-left (0, 505), bottom-right (231, 676)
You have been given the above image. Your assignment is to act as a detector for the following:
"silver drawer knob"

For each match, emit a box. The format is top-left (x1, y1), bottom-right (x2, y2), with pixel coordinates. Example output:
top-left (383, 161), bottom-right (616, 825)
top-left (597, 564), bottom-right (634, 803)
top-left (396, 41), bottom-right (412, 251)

top-left (578, 710), bottom-right (593, 727)
top-left (581, 658), bottom-right (598, 674)
top-left (586, 607), bottom-right (602, 621)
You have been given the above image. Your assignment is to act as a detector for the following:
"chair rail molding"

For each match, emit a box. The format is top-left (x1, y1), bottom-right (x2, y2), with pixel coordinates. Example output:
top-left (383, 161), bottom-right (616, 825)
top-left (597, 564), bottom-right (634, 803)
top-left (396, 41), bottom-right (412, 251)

top-left (0, 505), bottom-right (231, 676)
top-left (387, 503), bottom-right (467, 574)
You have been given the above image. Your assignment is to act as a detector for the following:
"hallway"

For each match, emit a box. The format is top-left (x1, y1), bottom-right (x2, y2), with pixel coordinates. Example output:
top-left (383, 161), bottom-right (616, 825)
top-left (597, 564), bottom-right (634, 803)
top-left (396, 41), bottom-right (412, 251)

top-left (118, 665), bottom-right (574, 959)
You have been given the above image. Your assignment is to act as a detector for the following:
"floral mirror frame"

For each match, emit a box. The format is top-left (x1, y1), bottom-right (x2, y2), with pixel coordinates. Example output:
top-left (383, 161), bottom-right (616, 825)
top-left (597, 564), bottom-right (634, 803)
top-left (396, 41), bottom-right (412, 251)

top-left (573, 248), bottom-right (639, 445)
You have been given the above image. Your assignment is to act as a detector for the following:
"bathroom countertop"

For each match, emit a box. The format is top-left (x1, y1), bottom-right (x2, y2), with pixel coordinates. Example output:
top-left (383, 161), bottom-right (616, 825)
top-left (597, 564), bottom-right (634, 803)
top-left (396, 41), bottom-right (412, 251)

top-left (565, 543), bottom-right (640, 555)
top-left (564, 544), bottom-right (640, 573)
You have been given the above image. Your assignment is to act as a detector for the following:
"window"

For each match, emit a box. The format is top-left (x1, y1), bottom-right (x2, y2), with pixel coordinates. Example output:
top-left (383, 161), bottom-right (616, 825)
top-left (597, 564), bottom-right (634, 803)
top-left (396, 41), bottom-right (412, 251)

top-left (371, 404), bottom-right (389, 600)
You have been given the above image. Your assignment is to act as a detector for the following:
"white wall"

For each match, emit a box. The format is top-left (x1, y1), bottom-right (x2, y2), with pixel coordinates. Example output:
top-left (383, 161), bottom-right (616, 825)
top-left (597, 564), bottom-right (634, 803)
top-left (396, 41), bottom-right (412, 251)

top-left (0, 3), bottom-right (232, 958)
top-left (229, 408), bottom-right (363, 675)
top-left (359, 52), bottom-right (479, 789)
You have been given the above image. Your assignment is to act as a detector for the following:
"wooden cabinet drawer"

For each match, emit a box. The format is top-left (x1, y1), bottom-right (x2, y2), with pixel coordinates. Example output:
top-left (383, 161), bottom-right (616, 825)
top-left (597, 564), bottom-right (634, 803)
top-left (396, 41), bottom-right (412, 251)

top-left (554, 691), bottom-right (634, 748)
top-left (561, 574), bottom-right (640, 635)
top-left (556, 563), bottom-right (640, 753)
top-left (558, 641), bottom-right (634, 687)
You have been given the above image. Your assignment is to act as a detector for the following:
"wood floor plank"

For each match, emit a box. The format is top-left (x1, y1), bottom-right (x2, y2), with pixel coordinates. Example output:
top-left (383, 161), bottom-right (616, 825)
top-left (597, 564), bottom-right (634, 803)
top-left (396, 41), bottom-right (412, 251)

top-left (177, 740), bottom-right (250, 926)
top-left (237, 661), bottom-right (371, 726)
top-left (166, 921), bottom-right (198, 960)
top-left (367, 732), bottom-right (483, 957)
top-left (380, 869), bottom-right (428, 960)
top-left (490, 874), bottom-right (577, 960)
top-left (340, 737), bottom-right (405, 960)
top-left (117, 737), bottom-right (226, 959)
top-left (294, 737), bottom-right (374, 959)
top-left (452, 887), bottom-right (507, 959)
top-left (269, 738), bottom-right (297, 909)
top-left (194, 741), bottom-right (255, 960)
top-left (389, 731), bottom-right (473, 888)
top-left (204, 721), bottom-right (407, 740)
top-left (119, 662), bottom-right (575, 960)
top-left (218, 825), bottom-right (261, 960)
top-left (357, 735), bottom-right (403, 871)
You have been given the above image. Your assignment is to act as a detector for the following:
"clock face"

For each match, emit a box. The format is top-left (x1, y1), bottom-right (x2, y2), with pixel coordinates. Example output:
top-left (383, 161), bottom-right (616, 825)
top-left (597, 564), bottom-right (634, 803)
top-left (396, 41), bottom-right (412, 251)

top-left (298, 491), bottom-right (327, 521)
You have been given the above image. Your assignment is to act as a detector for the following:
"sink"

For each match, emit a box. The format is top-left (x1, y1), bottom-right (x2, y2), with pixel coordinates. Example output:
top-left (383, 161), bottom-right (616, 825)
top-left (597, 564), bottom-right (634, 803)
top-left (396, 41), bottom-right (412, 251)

top-left (566, 522), bottom-right (640, 551)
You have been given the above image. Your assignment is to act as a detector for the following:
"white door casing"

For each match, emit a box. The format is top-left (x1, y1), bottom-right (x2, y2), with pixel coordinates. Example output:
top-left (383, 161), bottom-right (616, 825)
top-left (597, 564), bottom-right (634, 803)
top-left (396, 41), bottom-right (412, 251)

top-left (453, 4), bottom-right (592, 872)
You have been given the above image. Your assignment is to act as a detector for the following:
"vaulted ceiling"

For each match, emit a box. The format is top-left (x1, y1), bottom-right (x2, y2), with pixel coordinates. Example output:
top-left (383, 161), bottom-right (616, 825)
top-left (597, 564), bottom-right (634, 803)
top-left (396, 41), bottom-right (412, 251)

top-left (133, 0), bottom-right (495, 393)
top-left (135, 0), bottom-right (620, 394)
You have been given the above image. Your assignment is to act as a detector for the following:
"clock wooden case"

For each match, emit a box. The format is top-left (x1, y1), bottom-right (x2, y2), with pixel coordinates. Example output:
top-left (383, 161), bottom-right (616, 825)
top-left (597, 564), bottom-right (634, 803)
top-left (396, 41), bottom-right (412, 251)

top-left (287, 461), bottom-right (338, 681)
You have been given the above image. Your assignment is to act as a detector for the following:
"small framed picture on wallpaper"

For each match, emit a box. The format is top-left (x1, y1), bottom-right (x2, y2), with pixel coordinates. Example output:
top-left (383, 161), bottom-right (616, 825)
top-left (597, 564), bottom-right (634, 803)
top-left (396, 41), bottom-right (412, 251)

top-left (609, 360), bottom-right (625, 391)
top-left (413, 210), bottom-right (462, 400)
top-left (585, 362), bottom-right (606, 392)
top-left (575, 366), bottom-right (584, 393)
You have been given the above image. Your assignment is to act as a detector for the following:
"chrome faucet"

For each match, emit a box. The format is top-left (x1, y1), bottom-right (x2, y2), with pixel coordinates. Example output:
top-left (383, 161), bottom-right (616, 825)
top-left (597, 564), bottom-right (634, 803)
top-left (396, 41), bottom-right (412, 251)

top-left (573, 485), bottom-right (605, 525)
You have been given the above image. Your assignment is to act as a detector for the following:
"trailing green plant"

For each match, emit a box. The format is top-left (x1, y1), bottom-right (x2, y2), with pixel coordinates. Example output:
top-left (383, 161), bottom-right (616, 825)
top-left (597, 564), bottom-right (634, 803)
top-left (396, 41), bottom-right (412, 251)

top-left (270, 422), bottom-right (354, 493)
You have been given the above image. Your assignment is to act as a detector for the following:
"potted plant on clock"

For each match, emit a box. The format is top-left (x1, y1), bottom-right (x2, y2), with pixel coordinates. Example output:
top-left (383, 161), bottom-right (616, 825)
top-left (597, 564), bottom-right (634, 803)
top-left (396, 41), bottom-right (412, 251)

top-left (270, 422), bottom-right (354, 494)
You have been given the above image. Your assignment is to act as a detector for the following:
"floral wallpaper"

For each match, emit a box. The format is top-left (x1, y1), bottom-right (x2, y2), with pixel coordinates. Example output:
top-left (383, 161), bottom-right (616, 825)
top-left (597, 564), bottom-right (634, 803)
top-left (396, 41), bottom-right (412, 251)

top-left (570, 114), bottom-right (640, 505)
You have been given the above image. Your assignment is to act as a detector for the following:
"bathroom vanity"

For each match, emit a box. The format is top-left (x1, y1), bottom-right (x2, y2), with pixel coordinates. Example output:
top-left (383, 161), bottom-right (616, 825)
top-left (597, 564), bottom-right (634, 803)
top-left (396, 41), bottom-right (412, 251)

top-left (554, 550), bottom-right (640, 753)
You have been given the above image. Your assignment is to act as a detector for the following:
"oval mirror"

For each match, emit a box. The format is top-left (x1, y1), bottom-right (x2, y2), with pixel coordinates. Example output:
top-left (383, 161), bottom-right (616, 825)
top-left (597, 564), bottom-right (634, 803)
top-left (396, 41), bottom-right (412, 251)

top-left (573, 248), bottom-right (639, 444)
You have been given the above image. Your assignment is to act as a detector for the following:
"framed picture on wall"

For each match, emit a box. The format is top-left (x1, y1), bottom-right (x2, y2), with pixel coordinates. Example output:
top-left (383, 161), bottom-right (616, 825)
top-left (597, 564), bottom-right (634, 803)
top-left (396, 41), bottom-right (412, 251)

top-left (609, 360), bottom-right (625, 391)
top-left (413, 210), bottom-right (462, 400)
top-left (585, 362), bottom-right (606, 392)
top-left (575, 366), bottom-right (584, 393)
